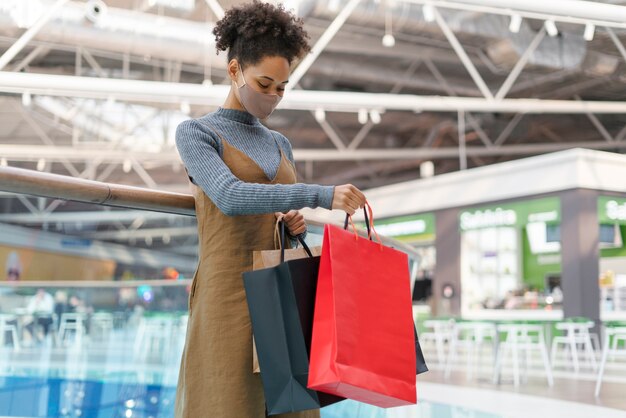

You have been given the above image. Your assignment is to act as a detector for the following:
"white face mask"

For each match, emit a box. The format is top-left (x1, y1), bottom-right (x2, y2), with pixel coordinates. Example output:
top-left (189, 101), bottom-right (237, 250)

top-left (235, 65), bottom-right (282, 119)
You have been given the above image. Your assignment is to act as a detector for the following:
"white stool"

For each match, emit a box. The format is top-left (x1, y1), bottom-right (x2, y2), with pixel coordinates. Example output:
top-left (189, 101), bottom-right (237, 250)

top-left (421, 319), bottom-right (455, 365)
top-left (595, 324), bottom-right (626, 396)
top-left (90, 312), bottom-right (114, 341)
top-left (58, 313), bottom-right (87, 346)
top-left (445, 321), bottom-right (496, 380)
top-left (550, 320), bottom-right (597, 372)
top-left (133, 317), bottom-right (175, 362)
top-left (493, 323), bottom-right (553, 387)
top-left (0, 314), bottom-right (20, 350)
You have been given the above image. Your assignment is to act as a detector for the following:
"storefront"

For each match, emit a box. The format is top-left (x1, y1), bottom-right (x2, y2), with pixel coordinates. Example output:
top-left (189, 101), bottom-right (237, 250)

top-left (459, 197), bottom-right (561, 315)
top-left (598, 196), bottom-right (626, 318)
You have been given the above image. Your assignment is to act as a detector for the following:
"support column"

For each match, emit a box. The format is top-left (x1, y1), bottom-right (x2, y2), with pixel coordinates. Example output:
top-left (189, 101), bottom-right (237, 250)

top-left (560, 189), bottom-right (600, 322)
top-left (434, 208), bottom-right (462, 316)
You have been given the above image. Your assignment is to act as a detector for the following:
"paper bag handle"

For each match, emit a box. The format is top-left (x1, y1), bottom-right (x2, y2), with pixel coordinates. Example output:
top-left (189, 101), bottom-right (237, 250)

top-left (278, 220), bottom-right (314, 263)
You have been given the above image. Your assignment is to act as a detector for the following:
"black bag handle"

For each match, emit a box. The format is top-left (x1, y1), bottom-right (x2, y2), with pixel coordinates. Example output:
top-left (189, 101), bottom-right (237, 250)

top-left (279, 220), bottom-right (314, 264)
top-left (343, 207), bottom-right (372, 241)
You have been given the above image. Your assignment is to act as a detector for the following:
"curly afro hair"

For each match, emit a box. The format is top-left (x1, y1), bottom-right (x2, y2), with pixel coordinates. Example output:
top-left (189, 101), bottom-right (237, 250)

top-left (213, 1), bottom-right (311, 68)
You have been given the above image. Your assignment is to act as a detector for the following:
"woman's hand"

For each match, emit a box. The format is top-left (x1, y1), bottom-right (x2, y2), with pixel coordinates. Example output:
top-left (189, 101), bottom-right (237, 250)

top-left (332, 184), bottom-right (367, 215)
top-left (275, 210), bottom-right (307, 236)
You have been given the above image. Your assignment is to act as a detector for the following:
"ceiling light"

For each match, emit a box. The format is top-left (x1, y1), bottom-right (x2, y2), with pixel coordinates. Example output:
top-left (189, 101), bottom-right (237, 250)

top-left (369, 110), bottom-right (382, 124)
top-left (358, 108), bottom-right (368, 125)
top-left (423, 4), bottom-right (435, 23)
top-left (123, 159), bottom-right (132, 173)
top-left (544, 20), bottom-right (558, 37)
top-left (584, 23), bottom-right (595, 41)
top-left (420, 161), bottom-right (435, 178)
top-left (314, 108), bottom-right (326, 123)
top-left (509, 15), bottom-right (522, 33)
top-left (22, 91), bottom-right (32, 107)
top-left (383, 8), bottom-right (395, 48)
top-left (382, 34), bottom-right (396, 48)
top-left (180, 101), bottom-right (191, 115)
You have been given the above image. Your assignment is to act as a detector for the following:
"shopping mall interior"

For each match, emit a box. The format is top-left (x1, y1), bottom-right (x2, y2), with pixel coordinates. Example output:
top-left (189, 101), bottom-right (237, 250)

top-left (0, 0), bottom-right (625, 417)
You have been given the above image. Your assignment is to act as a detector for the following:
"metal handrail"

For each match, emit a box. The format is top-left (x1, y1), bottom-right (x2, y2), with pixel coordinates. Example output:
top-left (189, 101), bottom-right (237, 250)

top-left (0, 166), bottom-right (420, 258)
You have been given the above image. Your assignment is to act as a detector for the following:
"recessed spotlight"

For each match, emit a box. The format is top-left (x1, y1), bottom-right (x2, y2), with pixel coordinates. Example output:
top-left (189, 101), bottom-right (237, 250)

top-left (544, 20), bottom-right (558, 37)
top-left (423, 4), bottom-right (435, 23)
top-left (382, 33), bottom-right (396, 48)
top-left (509, 15), bottom-right (522, 33)
top-left (584, 23), bottom-right (595, 41)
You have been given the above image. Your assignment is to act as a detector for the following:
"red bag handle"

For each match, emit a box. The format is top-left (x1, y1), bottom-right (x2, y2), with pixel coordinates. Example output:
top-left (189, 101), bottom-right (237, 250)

top-left (343, 201), bottom-right (383, 249)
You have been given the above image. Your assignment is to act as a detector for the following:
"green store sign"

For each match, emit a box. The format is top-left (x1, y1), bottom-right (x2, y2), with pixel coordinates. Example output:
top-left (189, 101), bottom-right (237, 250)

top-left (459, 197), bottom-right (560, 231)
top-left (598, 196), bottom-right (626, 224)
top-left (359, 213), bottom-right (435, 242)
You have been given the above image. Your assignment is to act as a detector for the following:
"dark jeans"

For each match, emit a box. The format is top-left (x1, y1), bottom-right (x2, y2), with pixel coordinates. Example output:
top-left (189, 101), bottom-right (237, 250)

top-left (26, 315), bottom-right (54, 341)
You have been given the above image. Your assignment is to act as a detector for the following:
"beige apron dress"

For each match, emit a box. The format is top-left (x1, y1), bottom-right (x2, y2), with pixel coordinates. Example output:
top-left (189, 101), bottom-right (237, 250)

top-left (175, 126), bottom-right (321, 418)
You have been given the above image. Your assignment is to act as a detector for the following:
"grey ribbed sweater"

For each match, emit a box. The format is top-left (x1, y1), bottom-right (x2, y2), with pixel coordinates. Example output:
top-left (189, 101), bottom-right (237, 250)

top-left (175, 107), bottom-right (335, 217)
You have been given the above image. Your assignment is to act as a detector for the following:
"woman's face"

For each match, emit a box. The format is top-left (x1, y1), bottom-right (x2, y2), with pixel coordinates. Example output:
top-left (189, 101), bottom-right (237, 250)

top-left (230, 55), bottom-right (290, 98)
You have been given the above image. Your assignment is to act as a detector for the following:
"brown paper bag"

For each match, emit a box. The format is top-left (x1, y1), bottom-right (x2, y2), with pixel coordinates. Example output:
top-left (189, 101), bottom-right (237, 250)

top-left (251, 221), bottom-right (321, 373)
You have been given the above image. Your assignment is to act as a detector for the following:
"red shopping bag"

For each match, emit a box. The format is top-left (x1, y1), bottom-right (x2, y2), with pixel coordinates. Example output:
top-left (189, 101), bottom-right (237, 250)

top-left (307, 203), bottom-right (417, 407)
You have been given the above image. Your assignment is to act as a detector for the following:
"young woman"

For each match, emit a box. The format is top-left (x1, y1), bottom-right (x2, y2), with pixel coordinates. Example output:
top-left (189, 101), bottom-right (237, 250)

top-left (174, 2), bottom-right (366, 416)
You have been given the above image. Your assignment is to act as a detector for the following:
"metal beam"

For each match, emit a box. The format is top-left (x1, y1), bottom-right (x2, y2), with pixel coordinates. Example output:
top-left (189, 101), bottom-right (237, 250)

top-left (575, 95), bottom-right (615, 143)
top-left (287, 0), bottom-right (362, 90)
top-left (0, 210), bottom-right (183, 224)
top-left (458, 110), bottom-right (467, 169)
top-left (290, 141), bottom-right (626, 161)
top-left (347, 121), bottom-right (374, 150)
top-left (0, 0), bottom-right (69, 71)
top-left (432, 6), bottom-right (494, 100)
top-left (87, 226), bottom-right (197, 240)
top-left (11, 45), bottom-right (48, 72)
top-left (13, 103), bottom-right (82, 177)
top-left (403, 0), bottom-right (626, 29)
top-left (494, 113), bottom-right (524, 146)
top-left (204, 0), bottom-right (225, 20)
top-left (606, 28), bottom-right (626, 64)
top-left (2, 72), bottom-right (626, 114)
top-left (315, 116), bottom-right (347, 150)
top-left (616, 125), bottom-right (626, 143)
top-left (495, 29), bottom-right (546, 100)
top-left (347, 59), bottom-right (422, 151)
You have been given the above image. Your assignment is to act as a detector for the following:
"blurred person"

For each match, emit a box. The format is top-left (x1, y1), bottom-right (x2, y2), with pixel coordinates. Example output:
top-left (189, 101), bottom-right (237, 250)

top-left (5, 251), bottom-right (22, 281)
top-left (174, 2), bottom-right (367, 416)
top-left (25, 288), bottom-right (54, 343)
top-left (53, 290), bottom-right (68, 330)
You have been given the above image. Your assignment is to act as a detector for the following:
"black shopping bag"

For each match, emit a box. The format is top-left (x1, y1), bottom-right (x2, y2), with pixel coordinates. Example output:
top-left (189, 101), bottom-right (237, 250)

top-left (243, 221), bottom-right (343, 415)
top-left (415, 326), bottom-right (429, 375)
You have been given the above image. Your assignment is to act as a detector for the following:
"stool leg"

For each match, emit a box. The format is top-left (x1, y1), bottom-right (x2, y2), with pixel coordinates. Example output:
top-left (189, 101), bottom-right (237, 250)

top-left (493, 340), bottom-right (504, 385)
top-left (444, 333), bottom-right (457, 379)
top-left (569, 332), bottom-right (580, 373)
top-left (595, 332), bottom-right (611, 397)
top-left (540, 335), bottom-right (554, 386)
top-left (512, 335), bottom-right (520, 387)
top-left (435, 335), bottom-right (446, 365)
top-left (550, 338), bottom-right (559, 367)
top-left (584, 333), bottom-right (597, 371)
top-left (11, 326), bottom-right (20, 351)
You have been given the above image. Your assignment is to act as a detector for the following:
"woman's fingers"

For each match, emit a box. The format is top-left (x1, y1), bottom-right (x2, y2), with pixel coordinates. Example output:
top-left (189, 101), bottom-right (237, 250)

top-left (280, 210), bottom-right (307, 235)
top-left (331, 184), bottom-right (367, 215)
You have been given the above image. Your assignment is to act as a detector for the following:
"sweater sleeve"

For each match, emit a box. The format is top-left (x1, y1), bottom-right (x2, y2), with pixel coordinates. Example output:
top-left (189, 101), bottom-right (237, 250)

top-left (176, 119), bottom-right (335, 216)
top-left (274, 132), bottom-right (335, 210)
